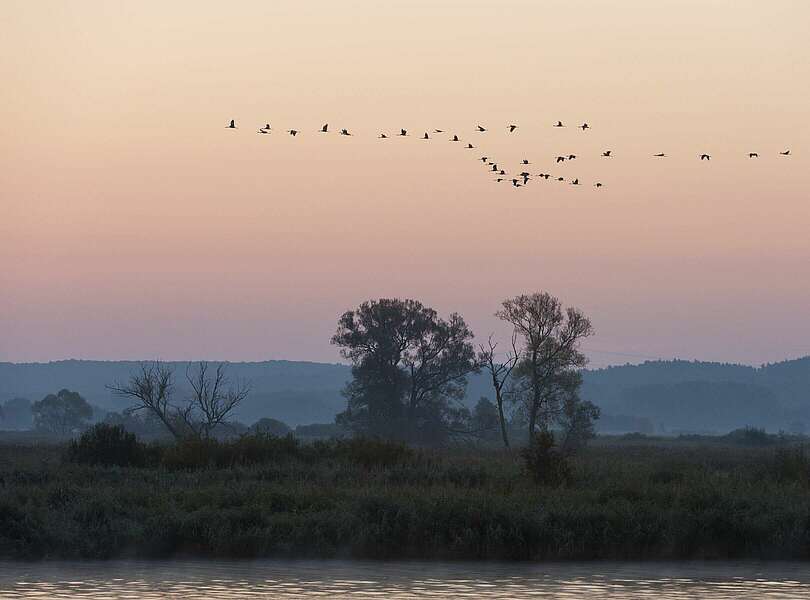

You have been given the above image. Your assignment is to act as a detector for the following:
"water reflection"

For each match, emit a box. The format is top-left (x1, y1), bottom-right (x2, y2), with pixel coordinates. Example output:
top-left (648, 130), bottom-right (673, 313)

top-left (1, 560), bottom-right (808, 598)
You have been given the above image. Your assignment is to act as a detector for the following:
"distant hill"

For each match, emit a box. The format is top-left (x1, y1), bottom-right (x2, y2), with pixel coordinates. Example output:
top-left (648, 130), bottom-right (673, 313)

top-left (2, 357), bottom-right (810, 432)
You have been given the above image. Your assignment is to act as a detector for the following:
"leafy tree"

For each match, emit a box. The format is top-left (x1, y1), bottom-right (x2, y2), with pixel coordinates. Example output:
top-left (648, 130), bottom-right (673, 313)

top-left (496, 292), bottom-right (595, 445)
top-left (332, 298), bottom-right (477, 444)
top-left (558, 392), bottom-right (600, 454)
top-left (251, 417), bottom-right (292, 437)
top-left (469, 397), bottom-right (502, 441)
top-left (31, 389), bottom-right (93, 435)
top-left (0, 398), bottom-right (33, 430)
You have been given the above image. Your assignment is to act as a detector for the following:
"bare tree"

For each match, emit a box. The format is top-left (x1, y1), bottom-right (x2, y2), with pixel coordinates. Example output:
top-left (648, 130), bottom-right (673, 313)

top-left (496, 292), bottom-right (594, 445)
top-left (108, 361), bottom-right (250, 441)
top-left (183, 362), bottom-right (250, 439)
top-left (108, 362), bottom-right (180, 439)
top-left (478, 333), bottom-right (520, 448)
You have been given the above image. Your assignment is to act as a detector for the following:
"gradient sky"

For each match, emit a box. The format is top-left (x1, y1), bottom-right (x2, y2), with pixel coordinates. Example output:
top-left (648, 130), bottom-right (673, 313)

top-left (2, 1), bottom-right (809, 367)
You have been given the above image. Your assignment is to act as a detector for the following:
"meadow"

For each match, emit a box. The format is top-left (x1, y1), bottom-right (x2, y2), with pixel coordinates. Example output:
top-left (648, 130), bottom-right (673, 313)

top-left (1, 430), bottom-right (809, 561)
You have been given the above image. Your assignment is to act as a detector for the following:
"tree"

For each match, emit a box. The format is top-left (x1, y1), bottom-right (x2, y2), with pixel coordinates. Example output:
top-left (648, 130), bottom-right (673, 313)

top-left (557, 384), bottom-right (601, 454)
top-left (332, 298), bottom-right (477, 444)
top-left (31, 389), bottom-right (93, 435)
top-left (108, 361), bottom-right (250, 440)
top-left (478, 333), bottom-right (520, 448)
top-left (496, 292), bottom-right (594, 445)
top-left (252, 417), bottom-right (292, 437)
top-left (469, 397), bottom-right (501, 441)
top-left (0, 397), bottom-right (33, 430)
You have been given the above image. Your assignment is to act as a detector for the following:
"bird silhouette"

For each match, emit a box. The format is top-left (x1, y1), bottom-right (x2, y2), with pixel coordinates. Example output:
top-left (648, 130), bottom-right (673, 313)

top-left (491, 164), bottom-right (498, 171)
top-left (288, 130), bottom-right (298, 136)
top-left (257, 128), bottom-right (270, 134)
top-left (522, 159), bottom-right (530, 164)
top-left (749, 152), bottom-right (759, 158)
top-left (571, 178), bottom-right (580, 185)
top-left (227, 119), bottom-right (236, 129)
top-left (499, 169), bottom-right (506, 175)
top-left (700, 154), bottom-right (711, 160)
top-left (594, 182), bottom-right (603, 188)
top-left (557, 177), bottom-right (565, 181)
top-left (780, 150), bottom-right (791, 156)
top-left (580, 123), bottom-right (589, 130)
top-left (512, 178), bottom-right (520, 187)
top-left (554, 121), bottom-right (565, 128)
top-left (379, 133), bottom-right (388, 139)
top-left (602, 150), bottom-right (612, 157)
top-left (556, 156), bottom-right (566, 163)
top-left (477, 125), bottom-right (486, 132)
top-left (423, 132), bottom-right (430, 139)
top-left (399, 129), bottom-right (407, 136)
top-left (434, 129), bottom-right (444, 133)
top-left (467, 143), bottom-right (474, 148)
top-left (320, 124), bottom-right (328, 133)
top-left (508, 124), bottom-right (517, 132)
top-left (653, 153), bottom-right (666, 157)
top-left (451, 135), bottom-right (460, 142)
top-left (480, 157), bottom-right (488, 162)
top-left (495, 178), bottom-right (505, 182)
top-left (340, 129), bottom-right (351, 136)
top-left (568, 154), bottom-right (577, 160)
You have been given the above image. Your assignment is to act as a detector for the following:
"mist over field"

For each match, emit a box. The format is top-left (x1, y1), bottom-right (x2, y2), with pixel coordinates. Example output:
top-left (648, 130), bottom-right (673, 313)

top-left (3, 357), bottom-right (810, 433)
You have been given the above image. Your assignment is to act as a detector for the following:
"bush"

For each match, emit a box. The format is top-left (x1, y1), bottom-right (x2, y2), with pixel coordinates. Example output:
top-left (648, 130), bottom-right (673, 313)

top-left (521, 431), bottom-right (571, 486)
top-left (772, 445), bottom-right (810, 484)
top-left (67, 423), bottom-right (151, 467)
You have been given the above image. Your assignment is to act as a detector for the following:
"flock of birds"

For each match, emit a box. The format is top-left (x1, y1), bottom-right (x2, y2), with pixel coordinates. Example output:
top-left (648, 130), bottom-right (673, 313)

top-left (226, 119), bottom-right (793, 190)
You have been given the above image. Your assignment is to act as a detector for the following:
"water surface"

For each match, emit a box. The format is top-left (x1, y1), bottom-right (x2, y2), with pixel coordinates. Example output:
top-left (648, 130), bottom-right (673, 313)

top-left (1, 560), bottom-right (808, 598)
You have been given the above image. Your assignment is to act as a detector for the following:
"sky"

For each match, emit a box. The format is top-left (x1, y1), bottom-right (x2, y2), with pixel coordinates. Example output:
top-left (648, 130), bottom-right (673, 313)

top-left (1, 0), bottom-right (809, 367)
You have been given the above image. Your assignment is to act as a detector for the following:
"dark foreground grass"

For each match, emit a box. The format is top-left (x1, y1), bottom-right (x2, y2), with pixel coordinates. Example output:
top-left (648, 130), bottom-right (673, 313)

top-left (1, 435), bottom-right (810, 561)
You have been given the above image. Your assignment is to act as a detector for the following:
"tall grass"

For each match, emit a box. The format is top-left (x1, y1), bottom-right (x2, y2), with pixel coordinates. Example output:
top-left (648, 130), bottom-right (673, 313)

top-left (1, 432), bottom-right (809, 560)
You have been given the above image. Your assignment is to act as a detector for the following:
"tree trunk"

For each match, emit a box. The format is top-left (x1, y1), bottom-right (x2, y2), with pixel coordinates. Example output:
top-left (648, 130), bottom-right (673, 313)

top-left (528, 351), bottom-right (540, 445)
top-left (494, 387), bottom-right (510, 448)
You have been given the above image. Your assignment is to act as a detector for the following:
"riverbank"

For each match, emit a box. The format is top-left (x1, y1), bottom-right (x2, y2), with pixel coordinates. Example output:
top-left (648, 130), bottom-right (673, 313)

top-left (2, 435), bottom-right (809, 560)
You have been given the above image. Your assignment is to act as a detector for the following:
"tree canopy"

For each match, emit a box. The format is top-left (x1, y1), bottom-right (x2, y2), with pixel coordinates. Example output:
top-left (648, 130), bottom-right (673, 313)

top-left (332, 298), bottom-right (477, 443)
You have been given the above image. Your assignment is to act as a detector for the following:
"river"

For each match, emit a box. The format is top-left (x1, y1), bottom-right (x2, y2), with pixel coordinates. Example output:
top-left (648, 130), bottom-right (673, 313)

top-left (1, 560), bottom-right (808, 598)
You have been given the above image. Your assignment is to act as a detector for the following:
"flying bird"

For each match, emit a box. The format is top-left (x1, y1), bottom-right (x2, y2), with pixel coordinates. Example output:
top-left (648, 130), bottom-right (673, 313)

top-left (480, 157), bottom-right (488, 162)
top-left (554, 121), bottom-right (565, 128)
top-left (499, 169), bottom-right (506, 175)
top-left (653, 153), bottom-right (667, 157)
top-left (571, 179), bottom-right (580, 185)
top-left (491, 164), bottom-right (498, 171)
top-left (399, 129), bottom-right (407, 136)
top-left (580, 123), bottom-right (589, 130)
top-left (556, 177), bottom-right (565, 181)
top-left (340, 129), bottom-right (352, 136)
top-left (556, 156), bottom-right (566, 163)
top-left (780, 150), bottom-right (791, 156)
top-left (568, 154), bottom-right (577, 160)
top-left (508, 124), bottom-right (517, 132)
top-left (522, 159), bottom-right (530, 164)
top-left (477, 125), bottom-right (486, 132)
top-left (257, 128), bottom-right (270, 134)
top-left (749, 153), bottom-right (759, 158)
top-left (433, 129), bottom-right (444, 133)
top-left (700, 154), bottom-right (711, 160)
top-left (227, 119), bottom-right (236, 129)
top-left (467, 143), bottom-right (474, 148)
top-left (288, 130), bottom-right (298, 136)
top-left (320, 123), bottom-right (328, 133)
top-left (594, 182), bottom-right (603, 188)
top-left (451, 135), bottom-right (460, 141)
top-left (602, 150), bottom-right (612, 157)
top-left (423, 132), bottom-right (430, 139)
top-left (379, 133), bottom-right (388, 138)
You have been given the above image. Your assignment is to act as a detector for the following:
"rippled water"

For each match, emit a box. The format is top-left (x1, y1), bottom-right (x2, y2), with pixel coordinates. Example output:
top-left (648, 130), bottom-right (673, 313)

top-left (1, 560), bottom-right (809, 598)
